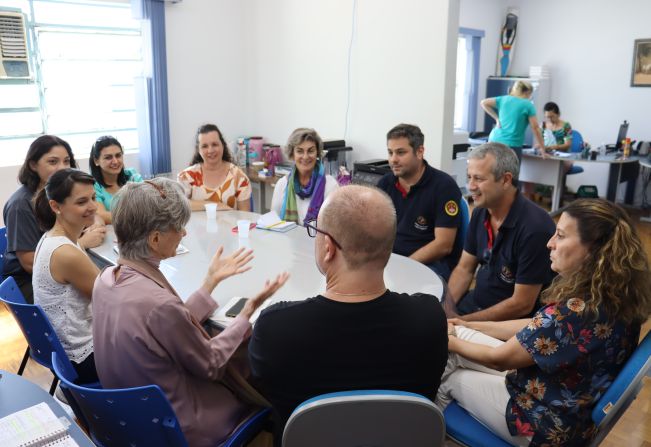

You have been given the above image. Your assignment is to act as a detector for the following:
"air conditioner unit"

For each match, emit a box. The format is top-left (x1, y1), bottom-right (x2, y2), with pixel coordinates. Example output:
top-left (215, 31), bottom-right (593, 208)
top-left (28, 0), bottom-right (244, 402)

top-left (0, 10), bottom-right (30, 79)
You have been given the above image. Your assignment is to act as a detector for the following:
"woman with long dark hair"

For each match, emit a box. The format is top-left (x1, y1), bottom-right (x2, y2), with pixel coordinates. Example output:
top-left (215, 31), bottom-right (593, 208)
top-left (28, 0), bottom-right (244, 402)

top-left (89, 135), bottom-right (142, 224)
top-left (177, 124), bottom-right (251, 211)
top-left (32, 169), bottom-right (102, 383)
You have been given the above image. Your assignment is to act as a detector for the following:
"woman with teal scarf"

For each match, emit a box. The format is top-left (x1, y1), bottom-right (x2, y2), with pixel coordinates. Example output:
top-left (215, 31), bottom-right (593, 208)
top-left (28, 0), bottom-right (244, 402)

top-left (271, 128), bottom-right (339, 224)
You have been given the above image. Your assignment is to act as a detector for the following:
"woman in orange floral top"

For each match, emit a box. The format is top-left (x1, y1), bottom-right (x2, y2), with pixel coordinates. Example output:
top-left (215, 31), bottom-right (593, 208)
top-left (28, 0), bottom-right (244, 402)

top-left (437, 199), bottom-right (651, 446)
top-left (178, 124), bottom-right (251, 211)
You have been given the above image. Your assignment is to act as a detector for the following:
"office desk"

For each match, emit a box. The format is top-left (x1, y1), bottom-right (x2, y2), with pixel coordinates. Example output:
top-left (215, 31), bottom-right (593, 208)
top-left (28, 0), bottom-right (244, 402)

top-left (0, 370), bottom-right (95, 446)
top-left (520, 150), bottom-right (640, 212)
top-left (89, 211), bottom-right (443, 322)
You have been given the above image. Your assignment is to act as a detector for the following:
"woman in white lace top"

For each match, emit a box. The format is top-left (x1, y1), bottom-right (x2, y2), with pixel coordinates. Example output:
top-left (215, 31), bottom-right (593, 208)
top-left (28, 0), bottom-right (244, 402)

top-left (33, 169), bottom-right (101, 383)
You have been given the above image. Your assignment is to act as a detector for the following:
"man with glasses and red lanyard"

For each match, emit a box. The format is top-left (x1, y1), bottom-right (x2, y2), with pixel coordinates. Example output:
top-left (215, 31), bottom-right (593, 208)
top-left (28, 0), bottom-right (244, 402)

top-left (444, 142), bottom-right (555, 321)
top-left (249, 185), bottom-right (448, 444)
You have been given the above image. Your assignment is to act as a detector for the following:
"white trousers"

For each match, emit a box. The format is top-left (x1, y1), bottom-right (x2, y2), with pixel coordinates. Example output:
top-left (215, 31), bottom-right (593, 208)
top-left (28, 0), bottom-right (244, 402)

top-left (436, 326), bottom-right (531, 447)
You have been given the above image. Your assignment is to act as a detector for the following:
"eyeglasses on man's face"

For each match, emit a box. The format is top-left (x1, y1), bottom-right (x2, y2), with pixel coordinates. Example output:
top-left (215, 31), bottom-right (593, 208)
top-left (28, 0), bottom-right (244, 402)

top-left (304, 219), bottom-right (342, 250)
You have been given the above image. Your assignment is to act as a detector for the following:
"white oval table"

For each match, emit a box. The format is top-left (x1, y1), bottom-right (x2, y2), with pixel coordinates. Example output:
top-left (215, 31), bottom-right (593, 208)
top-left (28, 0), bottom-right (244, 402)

top-left (89, 210), bottom-right (444, 323)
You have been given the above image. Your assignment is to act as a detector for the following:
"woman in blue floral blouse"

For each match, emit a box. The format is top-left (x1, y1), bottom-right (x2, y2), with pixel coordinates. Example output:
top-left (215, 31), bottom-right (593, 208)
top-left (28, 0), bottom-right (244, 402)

top-left (437, 199), bottom-right (651, 446)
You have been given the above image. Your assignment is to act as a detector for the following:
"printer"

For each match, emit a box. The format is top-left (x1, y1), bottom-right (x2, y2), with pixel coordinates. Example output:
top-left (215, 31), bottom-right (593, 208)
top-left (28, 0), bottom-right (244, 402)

top-left (352, 159), bottom-right (391, 186)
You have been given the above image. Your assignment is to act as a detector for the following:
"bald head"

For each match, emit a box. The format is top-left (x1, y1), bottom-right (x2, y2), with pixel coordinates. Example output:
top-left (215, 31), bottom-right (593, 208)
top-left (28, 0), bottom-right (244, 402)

top-left (319, 185), bottom-right (397, 270)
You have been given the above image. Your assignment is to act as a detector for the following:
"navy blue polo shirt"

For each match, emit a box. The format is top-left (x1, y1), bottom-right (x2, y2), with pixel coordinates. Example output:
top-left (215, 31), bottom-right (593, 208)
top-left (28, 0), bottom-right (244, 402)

top-left (378, 162), bottom-right (462, 272)
top-left (465, 192), bottom-right (556, 310)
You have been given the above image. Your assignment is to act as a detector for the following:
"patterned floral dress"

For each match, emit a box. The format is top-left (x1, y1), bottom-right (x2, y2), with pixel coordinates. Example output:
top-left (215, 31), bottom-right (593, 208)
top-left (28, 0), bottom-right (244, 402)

top-left (505, 298), bottom-right (639, 446)
top-left (177, 162), bottom-right (251, 208)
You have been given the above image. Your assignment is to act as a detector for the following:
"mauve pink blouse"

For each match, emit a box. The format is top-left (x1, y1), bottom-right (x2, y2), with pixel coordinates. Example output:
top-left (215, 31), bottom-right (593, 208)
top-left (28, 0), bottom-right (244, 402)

top-left (92, 262), bottom-right (252, 447)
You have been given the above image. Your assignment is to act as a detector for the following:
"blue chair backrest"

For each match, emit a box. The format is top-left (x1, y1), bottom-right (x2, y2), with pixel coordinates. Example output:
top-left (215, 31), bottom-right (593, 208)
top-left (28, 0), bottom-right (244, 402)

top-left (0, 226), bottom-right (7, 282)
top-left (283, 390), bottom-right (445, 447)
top-left (0, 277), bottom-right (79, 382)
top-left (570, 130), bottom-right (584, 153)
top-left (589, 331), bottom-right (651, 446)
top-left (52, 352), bottom-right (188, 447)
top-left (458, 197), bottom-right (470, 247)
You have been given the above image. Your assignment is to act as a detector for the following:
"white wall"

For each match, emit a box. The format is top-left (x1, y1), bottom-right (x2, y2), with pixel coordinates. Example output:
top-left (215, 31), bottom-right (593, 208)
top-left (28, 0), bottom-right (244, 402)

top-left (165, 0), bottom-right (459, 172)
top-left (246, 0), bottom-right (459, 170)
top-left (458, 0), bottom-right (508, 132)
top-left (164, 0), bottom-right (250, 175)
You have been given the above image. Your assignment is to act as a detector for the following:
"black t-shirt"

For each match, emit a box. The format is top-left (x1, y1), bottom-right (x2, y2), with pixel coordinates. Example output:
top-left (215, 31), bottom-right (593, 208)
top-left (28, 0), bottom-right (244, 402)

top-left (465, 192), bottom-right (556, 309)
top-left (3, 185), bottom-right (43, 282)
top-left (377, 162), bottom-right (462, 271)
top-left (248, 290), bottom-right (448, 440)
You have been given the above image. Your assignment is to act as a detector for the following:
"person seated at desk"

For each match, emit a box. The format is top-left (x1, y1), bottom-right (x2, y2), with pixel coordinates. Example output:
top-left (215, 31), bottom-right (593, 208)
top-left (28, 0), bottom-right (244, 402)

top-left (377, 123), bottom-right (463, 281)
top-left (541, 102), bottom-right (572, 152)
top-left (481, 80), bottom-right (545, 162)
top-left (3, 136), bottom-right (105, 303)
top-left (437, 199), bottom-right (651, 446)
top-left (92, 178), bottom-right (288, 447)
top-left (89, 136), bottom-right (143, 224)
top-left (541, 101), bottom-right (577, 177)
top-left (270, 128), bottom-right (339, 224)
top-left (33, 169), bottom-right (102, 383)
top-left (178, 123), bottom-right (252, 212)
top-left (250, 185), bottom-right (448, 443)
top-left (444, 143), bottom-right (556, 322)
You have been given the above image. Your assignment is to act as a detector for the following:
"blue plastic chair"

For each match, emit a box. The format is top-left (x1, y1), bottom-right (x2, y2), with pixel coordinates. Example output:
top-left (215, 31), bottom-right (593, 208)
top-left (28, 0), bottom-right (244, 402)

top-left (458, 196), bottom-right (470, 246)
top-left (52, 352), bottom-right (270, 447)
top-left (283, 390), bottom-right (445, 447)
top-left (0, 276), bottom-right (97, 395)
top-left (568, 130), bottom-right (585, 175)
top-left (444, 330), bottom-right (651, 447)
top-left (0, 226), bottom-right (7, 283)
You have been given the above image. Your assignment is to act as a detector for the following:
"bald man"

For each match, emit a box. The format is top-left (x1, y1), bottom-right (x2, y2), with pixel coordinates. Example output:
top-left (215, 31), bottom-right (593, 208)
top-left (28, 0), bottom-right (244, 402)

top-left (249, 185), bottom-right (448, 442)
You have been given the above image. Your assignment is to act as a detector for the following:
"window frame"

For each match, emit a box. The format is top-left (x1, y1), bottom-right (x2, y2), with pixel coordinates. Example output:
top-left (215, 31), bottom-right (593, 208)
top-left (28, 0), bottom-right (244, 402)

top-left (456, 27), bottom-right (485, 132)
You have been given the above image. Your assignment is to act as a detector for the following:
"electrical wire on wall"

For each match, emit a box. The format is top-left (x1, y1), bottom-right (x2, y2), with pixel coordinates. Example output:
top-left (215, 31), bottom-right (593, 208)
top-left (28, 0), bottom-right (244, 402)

top-left (343, 0), bottom-right (358, 141)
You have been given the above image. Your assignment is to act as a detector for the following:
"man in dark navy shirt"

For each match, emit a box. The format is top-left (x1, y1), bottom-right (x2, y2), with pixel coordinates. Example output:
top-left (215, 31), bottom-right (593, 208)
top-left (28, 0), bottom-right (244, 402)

top-left (377, 124), bottom-right (462, 280)
top-left (444, 142), bottom-right (555, 321)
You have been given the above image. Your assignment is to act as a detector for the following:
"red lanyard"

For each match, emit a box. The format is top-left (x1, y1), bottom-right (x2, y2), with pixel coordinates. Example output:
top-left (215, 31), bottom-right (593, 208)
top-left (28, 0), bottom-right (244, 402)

top-left (483, 215), bottom-right (494, 249)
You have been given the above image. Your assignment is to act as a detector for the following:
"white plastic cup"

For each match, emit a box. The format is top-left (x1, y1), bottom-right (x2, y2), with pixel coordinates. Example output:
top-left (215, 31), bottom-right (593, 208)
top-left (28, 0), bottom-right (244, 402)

top-left (204, 203), bottom-right (217, 219)
top-left (237, 219), bottom-right (251, 238)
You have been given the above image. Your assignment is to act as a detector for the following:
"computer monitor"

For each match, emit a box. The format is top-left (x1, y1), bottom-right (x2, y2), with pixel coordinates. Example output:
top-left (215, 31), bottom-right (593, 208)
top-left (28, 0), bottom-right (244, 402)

top-left (615, 121), bottom-right (629, 150)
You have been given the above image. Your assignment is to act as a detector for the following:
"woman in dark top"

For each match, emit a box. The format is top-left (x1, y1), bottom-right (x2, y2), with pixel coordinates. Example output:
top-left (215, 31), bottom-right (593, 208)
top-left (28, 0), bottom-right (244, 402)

top-left (438, 199), bottom-right (651, 446)
top-left (3, 135), bottom-right (105, 303)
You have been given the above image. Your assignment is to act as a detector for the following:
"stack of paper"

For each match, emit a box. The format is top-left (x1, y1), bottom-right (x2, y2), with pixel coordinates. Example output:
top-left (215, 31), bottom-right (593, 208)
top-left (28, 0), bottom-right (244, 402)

top-left (0, 402), bottom-right (79, 447)
top-left (529, 65), bottom-right (550, 79)
top-left (256, 211), bottom-right (297, 232)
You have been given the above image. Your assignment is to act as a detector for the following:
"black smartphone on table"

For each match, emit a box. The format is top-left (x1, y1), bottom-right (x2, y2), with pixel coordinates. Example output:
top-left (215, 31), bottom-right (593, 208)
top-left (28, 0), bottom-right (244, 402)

top-left (225, 298), bottom-right (248, 318)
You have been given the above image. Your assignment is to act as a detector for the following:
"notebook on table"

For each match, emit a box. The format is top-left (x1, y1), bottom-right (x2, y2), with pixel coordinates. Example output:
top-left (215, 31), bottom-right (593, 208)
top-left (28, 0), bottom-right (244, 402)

top-left (0, 402), bottom-right (79, 447)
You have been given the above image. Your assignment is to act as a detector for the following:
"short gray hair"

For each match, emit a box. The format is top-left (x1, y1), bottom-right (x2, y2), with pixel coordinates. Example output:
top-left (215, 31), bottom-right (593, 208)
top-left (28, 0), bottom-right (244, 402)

top-left (285, 128), bottom-right (324, 159)
top-left (112, 178), bottom-right (191, 260)
top-left (320, 185), bottom-right (397, 270)
top-left (468, 142), bottom-right (520, 184)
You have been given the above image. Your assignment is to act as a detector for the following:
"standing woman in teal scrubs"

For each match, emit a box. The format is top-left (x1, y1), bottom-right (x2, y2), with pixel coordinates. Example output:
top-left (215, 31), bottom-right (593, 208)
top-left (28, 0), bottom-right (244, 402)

top-left (481, 80), bottom-right (545, 163)
top-left (89, 136), bottom-right (143, 224)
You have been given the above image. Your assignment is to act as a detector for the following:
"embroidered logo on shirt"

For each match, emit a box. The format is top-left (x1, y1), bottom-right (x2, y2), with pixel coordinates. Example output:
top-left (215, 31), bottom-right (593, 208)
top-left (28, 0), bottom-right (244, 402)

top-left (499, 265), bottom-right (515, 284)
top-left (445, 200), bottom-right (459, 216)
top-left (414, 216), bottom-right (428, 231)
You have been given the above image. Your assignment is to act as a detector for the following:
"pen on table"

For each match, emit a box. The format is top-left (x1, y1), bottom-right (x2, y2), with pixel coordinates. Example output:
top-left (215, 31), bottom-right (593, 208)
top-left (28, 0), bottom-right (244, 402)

top-left (266, 220), bottom-right (287, 229)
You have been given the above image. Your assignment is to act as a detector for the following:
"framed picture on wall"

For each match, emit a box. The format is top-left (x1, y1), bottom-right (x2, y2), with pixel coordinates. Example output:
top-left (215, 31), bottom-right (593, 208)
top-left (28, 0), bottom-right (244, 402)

top-left (631, 38), bottom-right (651, 87)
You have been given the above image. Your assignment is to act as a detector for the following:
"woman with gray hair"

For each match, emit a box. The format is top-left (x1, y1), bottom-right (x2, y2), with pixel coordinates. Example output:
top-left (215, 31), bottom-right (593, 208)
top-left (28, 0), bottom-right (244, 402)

top-left (270, 128), bottom-right (339, 224)
top-left (91, 177), bottom-right (288, 447)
